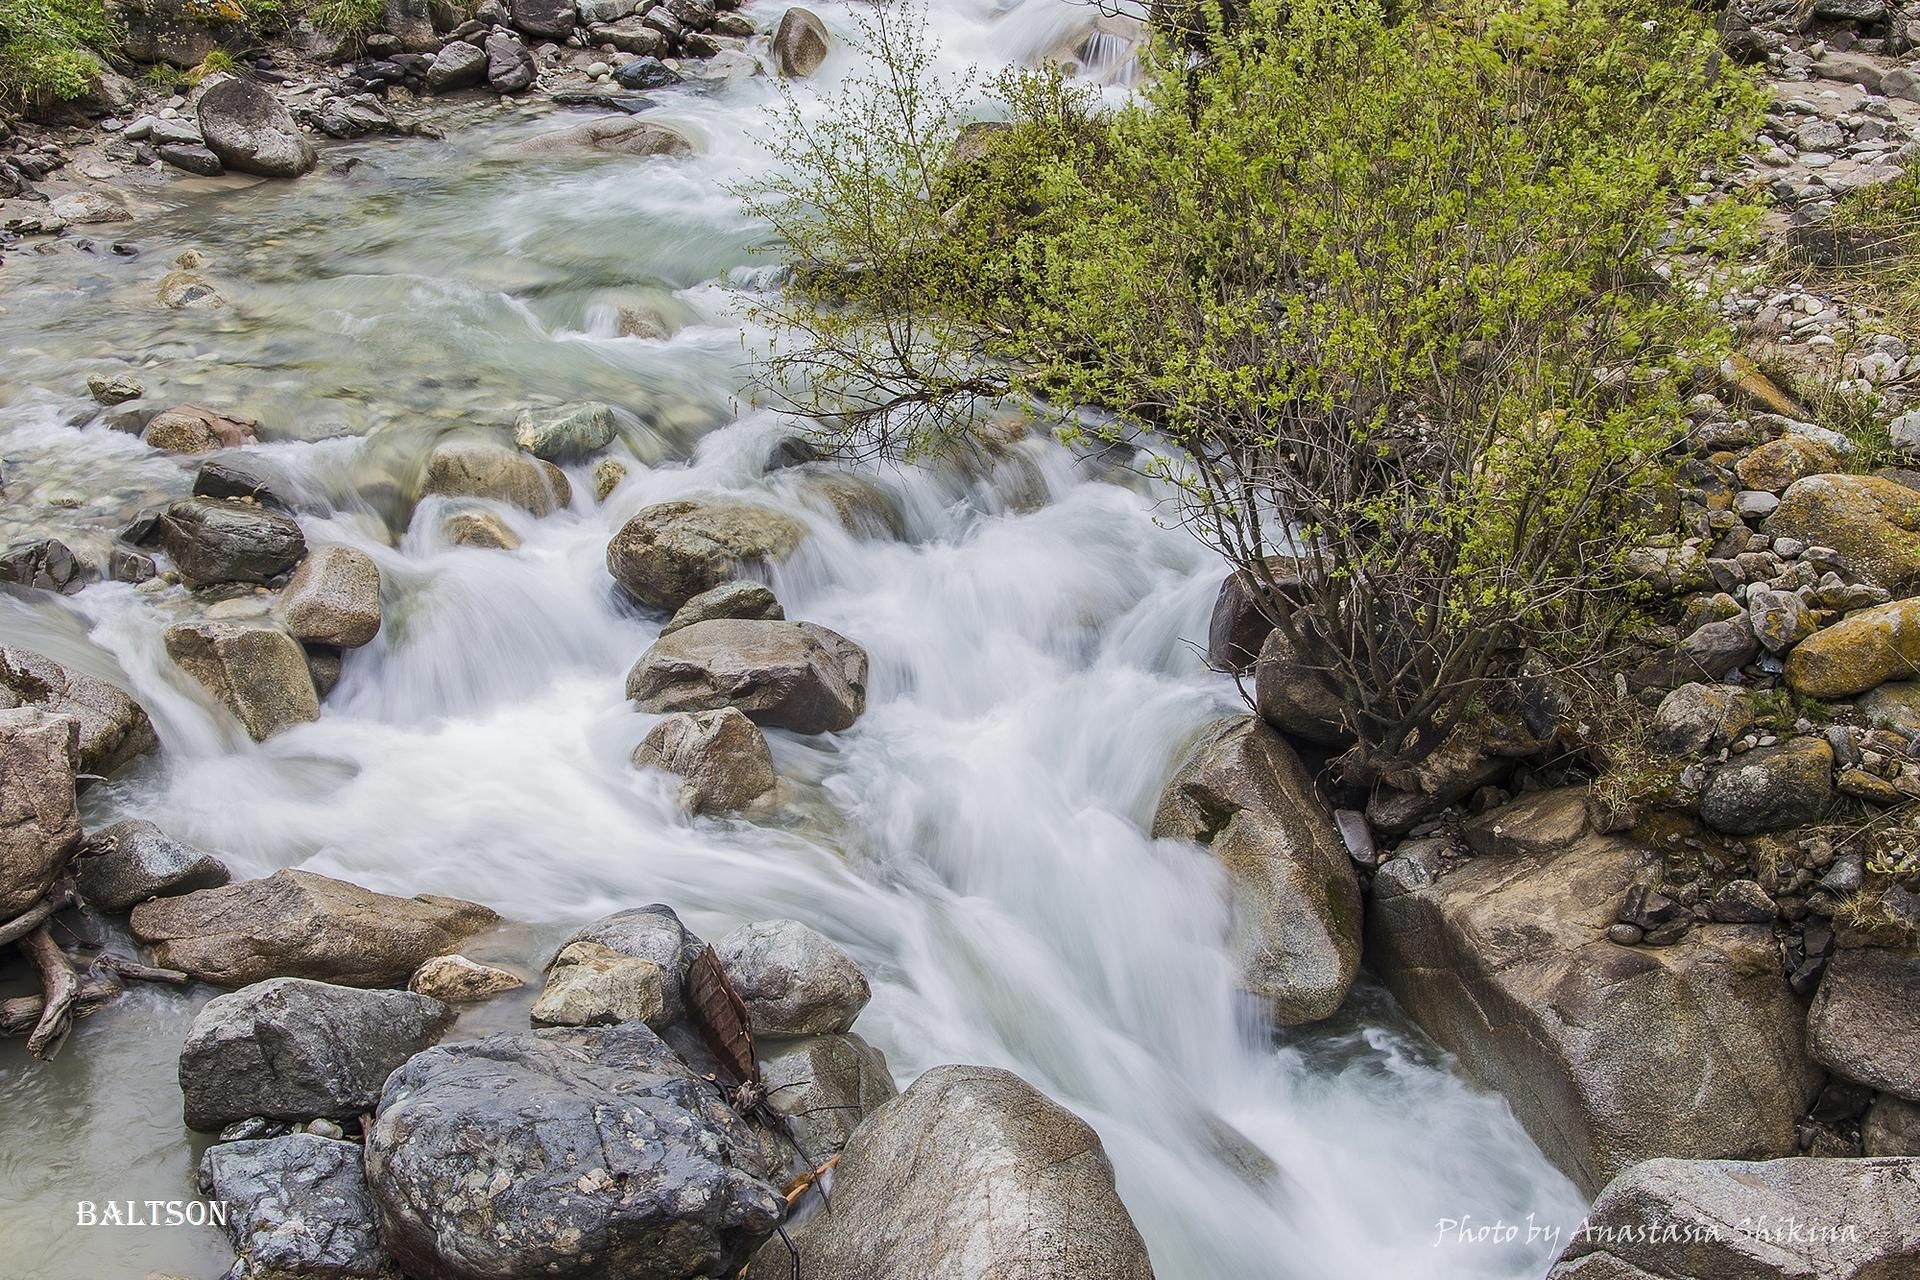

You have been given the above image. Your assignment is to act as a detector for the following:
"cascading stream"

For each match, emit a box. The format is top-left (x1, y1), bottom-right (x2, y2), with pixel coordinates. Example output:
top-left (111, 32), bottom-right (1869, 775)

top-left (0, 2), bottom-right (1586, 1275)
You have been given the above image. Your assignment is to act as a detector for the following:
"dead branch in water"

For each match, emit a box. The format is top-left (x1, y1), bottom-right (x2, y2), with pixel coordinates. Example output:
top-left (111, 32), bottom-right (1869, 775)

top-left (21, 925), bottom-right (80, 1059)
top-left (0, 887), bottom-right (74, 949)
top-left (0, 978), bottom-right (119, 1036)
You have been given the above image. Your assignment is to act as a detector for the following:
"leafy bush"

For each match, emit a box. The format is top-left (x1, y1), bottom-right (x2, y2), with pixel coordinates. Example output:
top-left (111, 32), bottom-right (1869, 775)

top-left (0, 0), bottom-right (114, 105)
top-left (749, 0), bottom-right (1765, 774)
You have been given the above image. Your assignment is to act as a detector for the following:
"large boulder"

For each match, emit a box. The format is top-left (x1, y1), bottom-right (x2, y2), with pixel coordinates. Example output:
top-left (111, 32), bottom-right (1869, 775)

top-left (633, 707), bottom-right (777, 814)
top-left (606, 500), bottom-right (807, 611)
top-left (1764, 473), bottom-right (1920, 591)
top-left (0, 646), bottom-right (156, 777)
top-left (1369, 832), bottom-right (1819, 1194)
top-left (164, 623), bottom-right (319, 741)
top-left (1152, 716), bottom-right (1361, 1023)
top-left (1806, 946), bottom-right (1920, 1101)
top-left (201, 1134), bottom-right (396, 1280)
top-left (73, 819), bottom-right (228, 912)
top-left (1545, 1156), bottom-right (1920, 1279)
top-left (180, 977), bottom-right (453, 1131)
top-left (753, 1064), bottom-right (1154, 1279)
top-left (365, 1023), bottom-right (784, 1280)
top-left (626, 619), bottom-right (867, 734)
top-left (0, 709), bottom-right (80, 919)
top-left (1251, 625), bottom-right (1349, 744)
top-left (1787, 598), bottom-right (1920, 698)
top-left (156, 497), bottom-right (308, 587)
top-left (197, 76), bottom-right (318, 179)
top-left (758, 1033), bottom-right (898, 1159)
top-left (1697, 737), bottom-right (1833, 835)
top-left (771, 7), bottom-right (829, 77)
top-left (420, 439), bottom-right (571, 516)
top-left (424, 40), bottom-right (488, 92)
top-left (713, 918), bottom-right (870, 1036)
top-left (129, 868), bottom-right (498, 987)
top-left (556, 904), bottom-right (706, 1024)
top-left (276, 545), bottom-right (382, 649)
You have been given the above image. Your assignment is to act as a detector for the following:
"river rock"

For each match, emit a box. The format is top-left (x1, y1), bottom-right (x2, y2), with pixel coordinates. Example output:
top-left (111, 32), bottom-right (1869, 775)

top-left (1152, 716), bottom-right (1361, 1023)
top-left (159, 141), bottom-right (224, 174)
top-left (772, 7), bottom-right (829, 76)
top-left (633, 706), bottom-right (777, 814)
top-left (1764, 473), bottom-right (1920, 591)
top-left (1807, 946), bottom-right (1920, 1100)
top-left (1369, 831), bottom-right (1818, 1194)
top-left (144, 404), bottom-right (257, 454)
top-left (197, 77), bottom-right (317, 178)
top-left (759, 1033), bottom-right (897, 1158)
top-left (614, 54), bottom-right (677, 88)
top-left (408, 953), bottom-right (523, 1002)
top-left (421, 439), bottom-right (570, 516)
top-left (440, 508), bottom-right (521, 550)
top-left (365, 1023), bottom-right (784, 1280)
top-left (180, 977), bottom-right (454, 1130)
top-left (201, 1134), bottom-right (397, 1280)
top-left (714, 918), bottom-right (869, 1036)
top-left (1787, 598), bottom-right (1920, 698)
top-left (49, 190), bottom-right (129, 225)
top-left (0, 709), bottom-right (80, 919)
top-left (164, 623), bottom-right (319, 741)
top-left (514, 401), bottom-right (614, 461)
top-left (1697, 737), bottom-right (1833, 835)
top-left (156, 497), bottom-right (307, 586)
top-left (315, 94), bottom-right (395, 140)
top-left (530, 940), bottom-right (668, 1027)
top-left (1650, 682), bottom-right (1754, 756)
top-left (73, 819), bottom-right (228, 912)
top-left (627, 618), bottom-right (867, 734)
top-left (157, 270), bottom-right (223, 310)
top-left (511, 0), bottom-right (576, 37)
top-left (752, 1064), bottom-right (1154, 1280)
top-left (518, 116), bottom-right (693, 158)
top-left (276, 545), bottom-right (381, 649)
top-left (557, 904), bottom-right (706, 1023)
top-left (607, 500), bottom-right (808, 610)
top-left (484, 30), bottom-right (536, 92)
top-left (129, 868), bottom-right (499, 987)
top-left (195, 453), bottom-right (295, 510)
top-left (0, 647), bottom-right (155, 778)
top-left (1544, 1156), bottom-right (1920, 1279)
top-left (1252, 625), bottom-right (1349, 744)
top-left (588, 17), bottom-right (667, 53)
top-left (86, 371), bottom-right (144, 405)
top-left (425, 40), bottom-right (487, 92)
top-left (1205, 563), bottom-right (1302, 673)
top-left (0, 539), bottom-right (86, 595)
top-left (661, 581), bottom-right (784, 636)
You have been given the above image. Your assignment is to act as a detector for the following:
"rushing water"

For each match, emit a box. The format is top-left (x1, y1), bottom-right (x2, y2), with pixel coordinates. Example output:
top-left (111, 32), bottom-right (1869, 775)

top-left (0, 2), bottom-right (1587, 1276)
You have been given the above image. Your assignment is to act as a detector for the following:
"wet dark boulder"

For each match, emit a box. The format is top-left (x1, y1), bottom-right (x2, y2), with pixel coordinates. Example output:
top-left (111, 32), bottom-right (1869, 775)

top-left (201, 1134), bottom-right (396, 1280)
top-left (74, 819), bottom-right (228, 912)
top-left (197, 76), bottom-right (317, 178)
top-left (0, 538), bottom-right (87, 595)
top-left (156, 497), bottom-right (307, 587)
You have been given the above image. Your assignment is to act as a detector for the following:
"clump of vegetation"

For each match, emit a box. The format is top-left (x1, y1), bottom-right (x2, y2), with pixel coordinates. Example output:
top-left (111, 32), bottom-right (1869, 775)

top-left (1827, 167), bottom-right (1920, 334)
top-left (302, 0), bottom-right (382, 34)
top-left (749, 0), bottom-right (1766, 777)
top-left (0, 0), bottom-right (115, 105)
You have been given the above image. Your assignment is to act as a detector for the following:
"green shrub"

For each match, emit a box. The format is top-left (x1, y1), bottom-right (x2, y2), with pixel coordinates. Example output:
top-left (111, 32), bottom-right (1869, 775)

top-left (0, 0), bottom-right (115, 105)
top-left (749, 0), bottom-right (1765, 773)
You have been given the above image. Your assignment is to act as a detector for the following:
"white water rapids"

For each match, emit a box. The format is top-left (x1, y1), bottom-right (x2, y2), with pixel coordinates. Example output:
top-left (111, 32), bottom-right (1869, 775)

top-left (0, 1), bottom-right (1587, 1275)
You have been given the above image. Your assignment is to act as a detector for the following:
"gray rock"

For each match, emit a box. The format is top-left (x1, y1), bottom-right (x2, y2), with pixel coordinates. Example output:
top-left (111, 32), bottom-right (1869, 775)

top-left (578, 0), bottom-right (636, 19)
top-left (510, 0), bottom-right (577, 38)
top-left (1650, 682), bottom-right (1753, 756)
top-left (196, 456), bottom-right (294, 512)
top-left (1251, 624), bottom-right (1349, 743)
top-left (1703, 878), bottom-right (1776, 924)
top-left (180, 977), bottom-right (453, 1130)
top-left (513, 402), bottom-right (614, 461)
top-left (420, 439), bottom-right (570, 516)
top-left (425, 40), bottom-right (488, 92)
top-left (200, 1134), bottom-right (396, 1279)
top-left (74, 819), bottom-right (228, 912)
top-left (276, 545), bottom-right (381, 649)
top-left (1807, 946), bottom-right (1920, 1101)
top-left (158, 141), bottom-right (223, 175)
top-left (557, 904), bottom-right (706, 1024)
top-left (0, 709), bottom-right (80, 918)
top-left (1369, 832), bottom-right (1818, 1194)
top-left (164, 623), bottom-right (319, 741)
top-left (156, 497), bottom-right (307, 587)
top-left (1748, 587), bottom-right (1816, 653)
top-left (1152, 716), bottom-right (1361, 1022)
top-left (633, 706), bottom-right (777, 814)
top-left (627, 619), bottom-right (867, 735)
top-left (1698, 737), bottom-right (1833, 834)
top-left (753, 1064), bottom-right (1153, 1280)
top-left (315, 94), bottom-right (394, 139)
top-left (1545, 1156), bottom-right (1920, 1279)
top-left (365, 1023), bottom-right (783, 1280)
top-left (606, 499), bottom-right (807, 610)
top-left (714, 918), bottom-right (870, 1036)
top-left (0, 539), bottom-right (86, 595)
top-left (0, 646), bottom-right (156, 777)
top-left (197, 77), bottom-right (317, 179)
top-left (129, 868), bottom-right (498, 987)
top-left (661, 581), bottom-right (784, 637)
top-left (484, 31), bottom-right (536, 93)
top-left (613, 55), bottom-right (678, 89)
top-left (1680, 615), bottom-right (1761, 680)
top-left (589, 17), bottom-right (667, 54)
top-left (758, 1033), bottom-right (897, 1159)
top-left (530, 941), bottom-right (667, 1027)
top-left (771, 7), bottom-right (828, 77)
top-left (86, 371), bottom-right (144, 404)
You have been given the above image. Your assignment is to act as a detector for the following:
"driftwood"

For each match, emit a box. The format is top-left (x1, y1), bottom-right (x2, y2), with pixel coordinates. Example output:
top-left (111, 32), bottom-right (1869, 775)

top-left (22, 925), bottom-right (79, 1059)
top-left (0, 887), bottom-right (75, 949)
top-left (685, 944), bottom-right (758, 1087)
top-left (0, 977), bottom-right (119, 1036)
top-left (74, 952), bottom-right (190, 986)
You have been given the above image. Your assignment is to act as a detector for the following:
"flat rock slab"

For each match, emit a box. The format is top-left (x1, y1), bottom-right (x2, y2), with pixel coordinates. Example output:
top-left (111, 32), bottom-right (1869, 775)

top-left (130, 868), bottom-right (498, 987)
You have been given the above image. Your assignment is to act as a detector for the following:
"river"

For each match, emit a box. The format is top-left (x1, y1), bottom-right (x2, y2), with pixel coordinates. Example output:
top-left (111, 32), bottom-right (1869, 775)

top-left (0, 1), bottom-right (1586, 1275)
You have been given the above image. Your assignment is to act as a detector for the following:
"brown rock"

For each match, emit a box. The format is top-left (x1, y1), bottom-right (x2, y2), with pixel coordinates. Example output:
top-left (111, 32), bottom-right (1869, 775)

top-left (626, 618), bottom-right (866, 734)
top-left (1734, 436), bottom-right (1840, 492)
top-left (1807, 946), bottom-right (1920, 1101)
top-left (0, 709), bottom-right (81, 918)
top-left (421, 439), bottom-right (570, 517)
top-left (144, 405), bottom-right (258, 454)
top-left (1461, 786), bottom-right (1589, 858)
top-left (1251, 625), bottom-right (1349, 744)
top-left (632, 706), bottom-right (777, 814)
top-left (606, 499), bottom-right (807, 611)
top-left (0, 646), bottom-right (156, 778)
top-left (276, 545), bottom-right (381, 649)
top-left (164, 623), bottom-right (319, 742)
